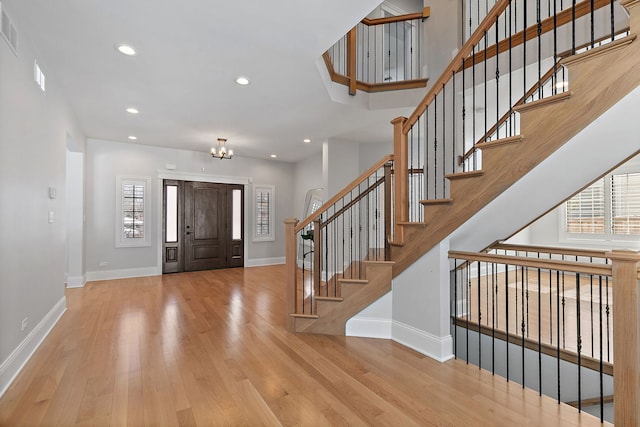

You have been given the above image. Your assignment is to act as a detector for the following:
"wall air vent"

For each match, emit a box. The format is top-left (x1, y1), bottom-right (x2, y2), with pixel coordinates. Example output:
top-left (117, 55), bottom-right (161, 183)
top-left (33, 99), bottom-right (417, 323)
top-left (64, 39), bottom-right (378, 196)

top-left (0, 2), bottom-right (18, 55)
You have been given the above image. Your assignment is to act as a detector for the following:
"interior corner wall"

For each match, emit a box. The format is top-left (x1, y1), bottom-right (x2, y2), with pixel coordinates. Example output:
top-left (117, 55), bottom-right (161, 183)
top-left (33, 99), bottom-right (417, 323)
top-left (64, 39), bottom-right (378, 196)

top-left (423, 0), bottom-right (460, 81)
top-left (0, 2), bottom-right (86, 393)
top-left (86, 139), bottom-right (295, 277)
top-left (359, 141), bottom-right (392, 173)
top-left (293, 152), bottom-right (323, 219)
top-left (322, 138), bottom-right (361, 200)
top-left (391, 239), bottom-right (454, 361)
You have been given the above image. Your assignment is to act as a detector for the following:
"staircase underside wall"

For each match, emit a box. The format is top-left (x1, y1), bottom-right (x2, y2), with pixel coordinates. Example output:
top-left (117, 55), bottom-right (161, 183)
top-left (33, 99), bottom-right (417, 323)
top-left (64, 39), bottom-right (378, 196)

top-left (450, 85), bottom-right (640, 253)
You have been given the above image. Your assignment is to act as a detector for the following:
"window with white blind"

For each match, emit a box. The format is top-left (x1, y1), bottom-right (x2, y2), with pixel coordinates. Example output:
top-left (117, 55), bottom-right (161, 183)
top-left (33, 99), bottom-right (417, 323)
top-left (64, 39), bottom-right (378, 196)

top-left (611, 172), bottom-right (640, 235)
top-left (564, 172), bottom-right (640, 238)
top-left (116, 176), bottom-right (152, 247)
top-left (253, 185), bottom-right (275, 242)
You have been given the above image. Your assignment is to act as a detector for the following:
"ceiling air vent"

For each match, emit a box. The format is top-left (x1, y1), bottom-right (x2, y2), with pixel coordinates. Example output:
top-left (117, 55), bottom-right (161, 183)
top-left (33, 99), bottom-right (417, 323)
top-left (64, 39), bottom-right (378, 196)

top-left (0, 2), bottom-right (18, 55)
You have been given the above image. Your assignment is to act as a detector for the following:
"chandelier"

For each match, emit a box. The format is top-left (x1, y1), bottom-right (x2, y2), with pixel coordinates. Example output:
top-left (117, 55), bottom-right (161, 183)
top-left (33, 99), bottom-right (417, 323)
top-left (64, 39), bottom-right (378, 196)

top-left (211, 138), bottom-right (234, 160)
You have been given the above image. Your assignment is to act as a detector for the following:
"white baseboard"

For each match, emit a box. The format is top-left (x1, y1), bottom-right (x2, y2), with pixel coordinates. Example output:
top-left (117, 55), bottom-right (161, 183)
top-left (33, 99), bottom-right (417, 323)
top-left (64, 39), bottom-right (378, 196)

top-left (86, 266), bottom-right (160, 281)
top-left (346, 317), bottom-right (392, 339)
top-left (391, 320), bottom-right (454, 363)
top-left (245, 257), bottom-right (285, 267)
top-left (66, 275), bottom-right (86, 288)
top-left (0, 297), bottom-right (67, 398)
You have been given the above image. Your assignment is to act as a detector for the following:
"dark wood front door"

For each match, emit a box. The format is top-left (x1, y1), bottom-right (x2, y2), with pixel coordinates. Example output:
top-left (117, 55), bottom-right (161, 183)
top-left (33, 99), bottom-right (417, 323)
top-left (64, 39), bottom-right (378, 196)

top-left (162, 180), bottom-right (244, 273)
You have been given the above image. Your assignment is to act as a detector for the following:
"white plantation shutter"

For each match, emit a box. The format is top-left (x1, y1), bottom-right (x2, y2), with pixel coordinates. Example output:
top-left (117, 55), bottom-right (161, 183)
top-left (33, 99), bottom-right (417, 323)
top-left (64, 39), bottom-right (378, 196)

top-left (565, 178), bottom-right (605, 234)
top-left (611, 172), bottom-right (640, 235)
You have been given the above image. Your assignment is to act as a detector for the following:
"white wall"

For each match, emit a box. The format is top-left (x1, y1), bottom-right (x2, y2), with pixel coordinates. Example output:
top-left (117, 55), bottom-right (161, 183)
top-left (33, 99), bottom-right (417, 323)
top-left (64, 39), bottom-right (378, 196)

top-left (323, 138), bottom-right (361, 201)
top-left (293, 152), bottom-right (323, 220)
top-left (359, 141), bottom-right (392, 173)
top-left (423, 0), bottom-right (460, 82)
top-left (0, 3), bottom-right (85, 395)
top-left (86, 139), bottom-right (295, 277)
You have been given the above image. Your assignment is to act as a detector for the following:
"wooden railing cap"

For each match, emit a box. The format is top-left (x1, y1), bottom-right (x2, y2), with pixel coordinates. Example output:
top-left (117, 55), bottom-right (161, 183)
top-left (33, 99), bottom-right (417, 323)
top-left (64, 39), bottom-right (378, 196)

top-left (605, 249), bottom-right (640, 262)
top-left (284, 217), bottom-right (299, 225)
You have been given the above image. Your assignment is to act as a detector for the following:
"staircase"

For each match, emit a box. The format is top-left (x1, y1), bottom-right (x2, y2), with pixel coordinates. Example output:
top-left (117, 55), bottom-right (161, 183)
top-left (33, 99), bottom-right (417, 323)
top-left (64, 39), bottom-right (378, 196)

top-left (287, 0), bottom-right (640, 336)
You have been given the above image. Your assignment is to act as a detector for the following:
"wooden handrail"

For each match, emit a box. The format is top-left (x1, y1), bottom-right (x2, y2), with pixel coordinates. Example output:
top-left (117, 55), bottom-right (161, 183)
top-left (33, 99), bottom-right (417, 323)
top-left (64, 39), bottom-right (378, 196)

top-left (403, 0), bottom-right (511, 133)
top-left (449, 250), bottom-right (613, 276)
top-left (490, 243), bottom-right (608, 259)
top-left (457, 0), bottom-right (612, 72)
top-left (295, 154), bottom-right (394, 232)
top-left (361, 7), bottom-right (430, 26)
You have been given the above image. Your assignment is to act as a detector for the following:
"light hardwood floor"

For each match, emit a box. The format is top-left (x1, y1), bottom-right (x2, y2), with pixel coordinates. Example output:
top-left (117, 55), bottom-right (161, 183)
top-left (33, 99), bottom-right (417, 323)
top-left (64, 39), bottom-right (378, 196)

top-left (0, 265), bottom-right (609, 426)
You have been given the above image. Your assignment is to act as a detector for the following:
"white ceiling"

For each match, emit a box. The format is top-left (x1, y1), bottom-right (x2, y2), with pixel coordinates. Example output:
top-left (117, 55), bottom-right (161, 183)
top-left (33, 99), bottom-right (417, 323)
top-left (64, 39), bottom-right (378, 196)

top-left (6, 0), bottom-right (420, 162)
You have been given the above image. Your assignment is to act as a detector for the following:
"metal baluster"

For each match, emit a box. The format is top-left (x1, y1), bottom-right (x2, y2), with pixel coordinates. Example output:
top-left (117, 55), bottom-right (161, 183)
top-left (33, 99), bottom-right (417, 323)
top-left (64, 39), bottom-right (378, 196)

top-left (477, 261), bottom-right (482, 369)
top-left (505, 263), bottom-right (510, 381)
top-left (590, 0), bottom-right (595, 48)
top-left (426, 107), bottom-right (430, 199)
top-left (556, 269), bottom-right (561, 402)
top-left (453, 71), bottom-right (457, 174)
top-left (466, 263), bottom-right (471, 363)
top-left (472, 46), bottom-right (477, 170)
top-left (492, 261), bottom-right (496, 374)
top-left (484, 31), bottom-right (488, 144)
top-left (606, 276), bottom-right (610, 362)
top-left (442, 83), bottom-right (446, 197)
top-left (572, 0), bottom-right (576, 55)
top-left (462, 59), bottom-right (467, 172)
top-left (537, 0), bottom-right (542, 98)
top-left (538, 267), bottom-right (542, 395)
top-left (523, 0), bottom-right (528, 101)
top-left (495, 16), bottom-right (500, 140)
top-left (576, 273), bottom-right (582, 412)
top-left (434, 94), bottom-right (438, 198)
top-left (455, 260), bottom-right (459, 359)
top-left (598, 275), bottom-right (604, 422)
top-left (521, 265), bottom-right (525, 388)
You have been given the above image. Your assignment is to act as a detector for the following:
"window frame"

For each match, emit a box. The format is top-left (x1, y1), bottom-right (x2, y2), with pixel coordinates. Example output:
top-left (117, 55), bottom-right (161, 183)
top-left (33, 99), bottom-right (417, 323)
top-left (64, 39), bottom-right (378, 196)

top-left (252, 184), bottom-right (275, 242)
top-left (115, 176), bottom-right (152, 248)
top-left (560, 161), bottom-right (640, 247)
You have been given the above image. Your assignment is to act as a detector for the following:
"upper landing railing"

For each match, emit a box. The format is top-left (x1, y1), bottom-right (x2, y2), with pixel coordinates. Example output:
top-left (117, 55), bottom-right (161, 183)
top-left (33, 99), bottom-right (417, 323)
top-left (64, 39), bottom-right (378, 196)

top-left (324, 8), bottom-right (431, 94)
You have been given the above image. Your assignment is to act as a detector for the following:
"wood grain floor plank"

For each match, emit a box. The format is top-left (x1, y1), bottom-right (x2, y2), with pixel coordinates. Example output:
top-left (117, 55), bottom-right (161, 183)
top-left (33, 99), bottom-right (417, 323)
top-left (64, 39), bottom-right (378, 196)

top-left (0, 265), bottom-right (609, 426)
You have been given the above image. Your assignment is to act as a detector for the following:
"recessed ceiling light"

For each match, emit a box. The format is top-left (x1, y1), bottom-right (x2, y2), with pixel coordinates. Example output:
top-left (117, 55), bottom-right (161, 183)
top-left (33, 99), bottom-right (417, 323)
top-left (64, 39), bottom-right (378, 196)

top-left (116, 44), bottom-right (137, 56)
top-left (126, 107), bottom-right (139, 114)
top-left (235, 76), bottom-right (250, 86)
top-left (303, 138), bottom-right (311, 143)
top-left (270, 154), bottom-right (277, 158)
top-left (128, 136), bottom-right (137, 140)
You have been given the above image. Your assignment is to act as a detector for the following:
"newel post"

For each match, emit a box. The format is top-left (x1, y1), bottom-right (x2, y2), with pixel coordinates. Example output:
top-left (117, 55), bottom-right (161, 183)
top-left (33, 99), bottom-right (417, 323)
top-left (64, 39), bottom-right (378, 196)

top-left (284, 217), bottom-right (299, 332)
top-left (607, 249), bottom-right (640, 425)
top-left (391, 116), bottom-right (408, 243)
top-left (347, 26), bottom-right (357, 96)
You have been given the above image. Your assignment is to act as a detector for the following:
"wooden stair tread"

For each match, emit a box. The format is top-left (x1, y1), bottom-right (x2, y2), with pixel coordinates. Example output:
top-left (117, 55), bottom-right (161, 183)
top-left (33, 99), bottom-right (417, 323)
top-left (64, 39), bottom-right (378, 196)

top-left (561, 34), bottom-right (637, 67)
top-left (397, 221), bottom-right (429, 226)
top-left (316, 296), bottom-right (344, 302)
top-left (513, 91), bottom-right (572, 114)
top-left (362, 260), bottom-right (395, 266)
top-left (420, 198), bottom-right (453, 205)
top-left (290, 313), bottom-right (319, 319)
top-left (338, 278), bottom-right (368, 284)
top-left (445, 170), bottom-right (484, 180)
top-left (476, 135), bottom-right (524, 150)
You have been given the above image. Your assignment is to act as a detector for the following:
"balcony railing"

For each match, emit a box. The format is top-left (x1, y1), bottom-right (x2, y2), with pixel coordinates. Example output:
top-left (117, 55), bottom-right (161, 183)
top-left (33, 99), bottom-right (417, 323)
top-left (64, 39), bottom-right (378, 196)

top-left (450, 246), bottom-right (640, 424)
top-left (324, 8), bottom-right (431, 94)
